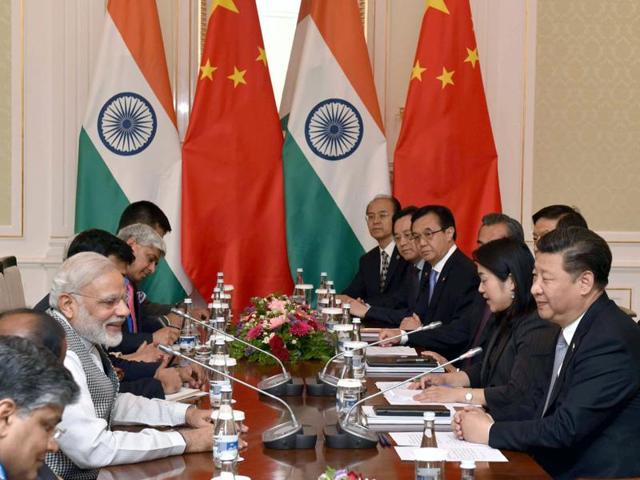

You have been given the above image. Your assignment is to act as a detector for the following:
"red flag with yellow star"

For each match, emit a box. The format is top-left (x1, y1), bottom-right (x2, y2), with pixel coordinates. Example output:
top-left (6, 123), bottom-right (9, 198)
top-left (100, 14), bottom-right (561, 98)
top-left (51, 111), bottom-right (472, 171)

top-left (181, 0), bottom-right (293, 309)
top-left (393, 0), bottom-right (501, 255)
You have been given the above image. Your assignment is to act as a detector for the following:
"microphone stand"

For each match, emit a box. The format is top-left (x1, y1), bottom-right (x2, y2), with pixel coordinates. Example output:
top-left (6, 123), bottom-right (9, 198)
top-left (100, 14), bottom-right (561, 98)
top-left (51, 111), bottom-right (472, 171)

top-left (158, 345), bottom-right (316, 450)
top-left (170, 308), bottom-right (303, 396)
top-left (326, 347), bottom-right (483, 449)
top-left (307, 321), bottom-right (442, 396)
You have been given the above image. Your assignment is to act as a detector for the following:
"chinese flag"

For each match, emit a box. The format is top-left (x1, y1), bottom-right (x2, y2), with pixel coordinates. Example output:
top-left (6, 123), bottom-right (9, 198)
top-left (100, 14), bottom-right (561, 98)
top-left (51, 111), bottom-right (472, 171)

top-left (393, 0), bottom-right (501, 255)
top-left (182, 0), bottom-right (293, 310)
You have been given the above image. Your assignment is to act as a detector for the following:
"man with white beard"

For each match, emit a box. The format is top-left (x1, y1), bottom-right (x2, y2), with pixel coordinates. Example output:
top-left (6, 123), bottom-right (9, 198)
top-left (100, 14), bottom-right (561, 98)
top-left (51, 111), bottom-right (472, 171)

top-left (45, 252), bottom-right (213, 480)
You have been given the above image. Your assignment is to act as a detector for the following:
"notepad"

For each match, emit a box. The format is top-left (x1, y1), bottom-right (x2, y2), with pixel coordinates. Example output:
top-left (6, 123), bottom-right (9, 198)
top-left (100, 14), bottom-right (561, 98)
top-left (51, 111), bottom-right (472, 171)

top-left (392, 432), bottom-right (508, 462)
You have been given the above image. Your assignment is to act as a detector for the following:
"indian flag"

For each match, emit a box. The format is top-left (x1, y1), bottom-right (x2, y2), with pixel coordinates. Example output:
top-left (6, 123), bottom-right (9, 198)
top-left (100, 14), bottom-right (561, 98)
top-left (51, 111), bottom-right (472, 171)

top-left (74, 0), bottom-right (189, 302)
top-left (281, 0), bottom-right (390, 291)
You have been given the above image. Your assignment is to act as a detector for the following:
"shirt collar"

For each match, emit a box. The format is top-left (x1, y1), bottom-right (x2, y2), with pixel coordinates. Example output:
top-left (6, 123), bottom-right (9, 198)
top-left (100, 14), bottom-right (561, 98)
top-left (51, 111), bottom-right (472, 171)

top-left (432, 244), bottom-right (457, 274)
top-left (380, 240), bottom-right (396, 259)
top-left (414, 258), bottom-right (426, 272)
top-left (562, 311), bottom-right (586, 346)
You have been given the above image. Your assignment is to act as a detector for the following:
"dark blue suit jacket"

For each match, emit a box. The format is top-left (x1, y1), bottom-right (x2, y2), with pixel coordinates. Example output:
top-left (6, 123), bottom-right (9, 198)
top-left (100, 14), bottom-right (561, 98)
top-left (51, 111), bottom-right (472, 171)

top-left (489, 294), bottom-right (640, 479)
top-left (408, 248), bottom-right (485, 358)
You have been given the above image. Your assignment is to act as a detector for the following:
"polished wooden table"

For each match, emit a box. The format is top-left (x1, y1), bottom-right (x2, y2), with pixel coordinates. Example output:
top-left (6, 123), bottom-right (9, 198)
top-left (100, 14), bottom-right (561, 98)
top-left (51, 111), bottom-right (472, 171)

top-left (99, 361), bottom-right (550, 479)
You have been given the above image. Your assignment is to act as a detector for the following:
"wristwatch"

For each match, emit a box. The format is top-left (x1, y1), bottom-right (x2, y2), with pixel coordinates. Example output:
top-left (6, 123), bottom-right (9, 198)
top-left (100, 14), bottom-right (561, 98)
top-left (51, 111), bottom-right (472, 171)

top-left (464, 390), bottom-right (473, 403)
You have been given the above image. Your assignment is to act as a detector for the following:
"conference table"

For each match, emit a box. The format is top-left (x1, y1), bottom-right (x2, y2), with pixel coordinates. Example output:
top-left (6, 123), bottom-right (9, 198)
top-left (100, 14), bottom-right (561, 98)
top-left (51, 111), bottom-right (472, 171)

top-left (99, 361), bottom-right (550, 480)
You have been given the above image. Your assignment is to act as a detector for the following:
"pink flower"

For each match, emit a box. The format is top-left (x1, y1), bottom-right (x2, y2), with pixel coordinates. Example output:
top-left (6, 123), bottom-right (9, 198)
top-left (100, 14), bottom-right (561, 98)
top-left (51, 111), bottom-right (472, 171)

top-left (247, 325), bottom-right (263, 340)
top-left (268, 298), bottom-right (287, 313)
top-left (290, 321), bottom-right (312, 337)
top-left (268, 314), bottom-right (287, 330)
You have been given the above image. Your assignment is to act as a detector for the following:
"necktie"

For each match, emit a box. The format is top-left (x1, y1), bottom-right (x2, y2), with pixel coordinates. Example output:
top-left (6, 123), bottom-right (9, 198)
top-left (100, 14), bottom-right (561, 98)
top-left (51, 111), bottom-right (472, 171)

top-left (126, 280), bottom-right (138, 334)
top-left (379, 250), bottom-right (389, 292)
top-left (427, 269), bottom-right (439, 305)
top-left (542, 334), bottom-right (568, 415)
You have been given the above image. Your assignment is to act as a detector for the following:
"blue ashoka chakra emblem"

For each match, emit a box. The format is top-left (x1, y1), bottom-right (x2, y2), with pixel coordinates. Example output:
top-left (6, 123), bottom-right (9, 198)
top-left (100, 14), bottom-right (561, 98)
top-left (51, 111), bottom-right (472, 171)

top-left (305, 98), bottom-right (364, 161)
top-left (97, 92), bottom-right (157, 156)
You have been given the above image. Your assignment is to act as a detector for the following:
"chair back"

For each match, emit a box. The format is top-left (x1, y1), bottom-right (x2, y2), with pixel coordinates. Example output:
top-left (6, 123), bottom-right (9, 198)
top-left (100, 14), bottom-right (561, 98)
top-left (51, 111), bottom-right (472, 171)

top-left (0, 256), bottom-right (26, 309)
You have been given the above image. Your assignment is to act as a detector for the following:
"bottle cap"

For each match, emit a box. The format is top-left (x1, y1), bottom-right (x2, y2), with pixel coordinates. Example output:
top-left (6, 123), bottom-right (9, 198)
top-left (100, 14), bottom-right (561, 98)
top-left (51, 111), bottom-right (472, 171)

top-left (184, 297), bottom-right (193, 304)
top-left (352, 317), bottom-right (361, 324)
top-left (214, 336), bottom-right (226, 345)
top-left (207, 302), bottom-right (213, 309)
top-left (321, 272), bottom-right (327, 276)
top-left (460, 460), bottom-right (476, 469)
top-left (342, 303), bottom-right (351, 310)
top-left (332, 324), bottom-right (353, 332)
top-left (296, 267), bottom-right (303, 273)
top-left (423, 411), bottom-right (436, 421)
top-left (343, 349), bottom-right (354, 357)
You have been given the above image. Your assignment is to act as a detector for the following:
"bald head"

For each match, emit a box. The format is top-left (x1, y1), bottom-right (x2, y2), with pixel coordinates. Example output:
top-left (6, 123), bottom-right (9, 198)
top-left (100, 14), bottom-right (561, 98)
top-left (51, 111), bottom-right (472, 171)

top-left (0, 309), bottom-right (67, 361)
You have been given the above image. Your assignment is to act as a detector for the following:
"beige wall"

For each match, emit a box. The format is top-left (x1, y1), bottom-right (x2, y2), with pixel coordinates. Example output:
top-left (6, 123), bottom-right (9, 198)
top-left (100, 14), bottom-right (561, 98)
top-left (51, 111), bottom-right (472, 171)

top-left (0, 0), bottom-right (11, 225)
top-left (533, 0), bottom-right (640, 231)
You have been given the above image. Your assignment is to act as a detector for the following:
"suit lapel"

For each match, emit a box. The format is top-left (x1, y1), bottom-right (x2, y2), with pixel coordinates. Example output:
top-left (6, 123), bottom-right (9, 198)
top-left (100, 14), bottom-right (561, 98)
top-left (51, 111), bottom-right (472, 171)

top-left (428, 250), bottom-right (457, 310)
top-left (545, 294), bottom-right (610, 411)
top-left (480, 320), bottom-right (510, 385)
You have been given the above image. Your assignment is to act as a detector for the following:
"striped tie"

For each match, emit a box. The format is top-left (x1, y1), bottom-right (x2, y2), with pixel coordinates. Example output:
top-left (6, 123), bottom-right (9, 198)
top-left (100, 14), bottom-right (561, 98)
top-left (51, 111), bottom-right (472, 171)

top-left (379, 250), bottom-right (389, 292)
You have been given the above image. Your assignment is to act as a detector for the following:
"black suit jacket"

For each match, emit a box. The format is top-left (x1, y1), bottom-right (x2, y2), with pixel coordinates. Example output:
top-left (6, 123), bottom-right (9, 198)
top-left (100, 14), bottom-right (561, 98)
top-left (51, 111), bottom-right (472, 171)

top-left (363, 263), bottom-right (425, 327)
top-left (408, 248), bottom-right (484, 358)
top-left (465, 311), bottom-right (558, 421)
top-left (342, 245), bottom-right (410, 308)
top-left (489, 294), bottom-right (640, 479)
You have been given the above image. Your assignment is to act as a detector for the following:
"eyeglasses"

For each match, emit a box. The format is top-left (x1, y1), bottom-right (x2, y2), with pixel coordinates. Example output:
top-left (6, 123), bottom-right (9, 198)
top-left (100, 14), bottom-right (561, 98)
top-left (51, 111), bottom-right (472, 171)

top-left (412, 228), bottom-right (445, 242)
top-left (365, 212), bottom-right (390, 222)
top-left (70, 292), bottom-right (129, 308)
top-left (53, 426), bottom-right (66, 440)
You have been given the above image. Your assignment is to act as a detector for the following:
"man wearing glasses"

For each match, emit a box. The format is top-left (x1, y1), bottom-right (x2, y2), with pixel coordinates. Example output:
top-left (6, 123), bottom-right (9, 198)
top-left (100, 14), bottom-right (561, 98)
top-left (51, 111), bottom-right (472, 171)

top-left (45, 252), bottom-right (213, 479)
top-left (340, 194), bottom-right (410, 313)
top-left (380, 205), bottom-right (484, 359)
top-left (0, 336), bottom-right (78, 480)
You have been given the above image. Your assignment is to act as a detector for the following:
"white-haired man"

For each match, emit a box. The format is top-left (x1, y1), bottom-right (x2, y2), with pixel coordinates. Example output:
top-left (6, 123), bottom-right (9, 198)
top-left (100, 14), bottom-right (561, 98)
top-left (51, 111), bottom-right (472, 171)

top-left (46, 252), bottom-right (212, 480)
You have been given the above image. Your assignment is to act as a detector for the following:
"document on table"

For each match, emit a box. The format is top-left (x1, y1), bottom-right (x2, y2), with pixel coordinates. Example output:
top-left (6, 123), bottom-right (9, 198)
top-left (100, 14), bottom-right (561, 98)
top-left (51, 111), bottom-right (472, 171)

top-left (365, 346), bottom-right (417, 357)
top-left (375, 382), bottom-right (475, 408)
top-left (391, 432), bottom-right (508, 462)
top-left (165, 387), bottom-right (207, 402)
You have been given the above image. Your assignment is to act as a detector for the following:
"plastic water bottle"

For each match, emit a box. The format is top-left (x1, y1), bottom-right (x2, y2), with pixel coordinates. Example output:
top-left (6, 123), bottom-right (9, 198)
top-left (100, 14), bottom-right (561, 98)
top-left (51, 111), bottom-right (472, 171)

top-left (295, 267), bottom-right (304, 285)
top-left (352, 317), bottom-right (362, 342)
top-left (178, 298), bottom-right (197, 357)
top-left (341, 303), bottom-right (351, 324)
top-left (213, 404), bottom-right (238, 471)
top-left (209, 356), bottom-right (230, 408)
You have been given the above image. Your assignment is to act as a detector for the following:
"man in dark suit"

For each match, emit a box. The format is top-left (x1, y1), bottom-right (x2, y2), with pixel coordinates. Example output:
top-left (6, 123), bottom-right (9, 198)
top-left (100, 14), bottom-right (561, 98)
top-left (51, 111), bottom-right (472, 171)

top-left (349, 206), bottom-right (423, 326)
top-left (339, 195), bottom-right (410, 309)
top-left (455, 227), bottom-right (640, 480)
top-left (531, 204), bottom-right (587, 251)
top-left (379, 205), bottom-right (484, 359)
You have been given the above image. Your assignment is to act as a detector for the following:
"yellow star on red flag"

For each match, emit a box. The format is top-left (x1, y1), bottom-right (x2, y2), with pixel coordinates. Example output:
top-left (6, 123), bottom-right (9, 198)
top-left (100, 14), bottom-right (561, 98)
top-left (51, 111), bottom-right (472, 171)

top-left (227, 66), bottom-right (247, 87)
top-left (211, 0), bottom-right (239, 15)
top-left (199, 59), bottom-right (217, 81)
top-left (425, 0), bottom-right (450, 14)
top-left (464, 47), bottom-right (479, 68)
top-left (256, 46), bottom-right (268, 66)
top-left (436, 66), bottom-right (455, 89)
top-left (411, 60), bottom-right (427, 81)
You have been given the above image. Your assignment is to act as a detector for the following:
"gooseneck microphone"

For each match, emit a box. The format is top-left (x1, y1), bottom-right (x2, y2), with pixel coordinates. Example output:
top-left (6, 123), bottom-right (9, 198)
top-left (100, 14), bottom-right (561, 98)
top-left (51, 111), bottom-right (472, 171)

top-left (338, 347), bottom-right (483, 445)
top-left (170, 308), bottom-right (296, 393)
top-left (318, 321), bottom-right (443, 386)
top-left (158, 345), bottom-right (316, 450)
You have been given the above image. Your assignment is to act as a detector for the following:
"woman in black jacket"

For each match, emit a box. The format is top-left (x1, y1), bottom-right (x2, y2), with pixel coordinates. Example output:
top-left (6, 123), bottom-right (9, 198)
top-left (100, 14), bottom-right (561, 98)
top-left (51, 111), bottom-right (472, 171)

top-left (411, 238), bottom-right (558, 421)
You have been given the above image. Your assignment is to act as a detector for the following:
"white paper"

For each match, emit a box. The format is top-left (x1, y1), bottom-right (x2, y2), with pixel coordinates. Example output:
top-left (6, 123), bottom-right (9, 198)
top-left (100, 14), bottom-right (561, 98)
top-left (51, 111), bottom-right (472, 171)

top-left (164, 387), bottom-right (207, 402)
top-left (365, 346), bottom-right (417, 357)
top-left (392, 432), bottom-right (508, 462)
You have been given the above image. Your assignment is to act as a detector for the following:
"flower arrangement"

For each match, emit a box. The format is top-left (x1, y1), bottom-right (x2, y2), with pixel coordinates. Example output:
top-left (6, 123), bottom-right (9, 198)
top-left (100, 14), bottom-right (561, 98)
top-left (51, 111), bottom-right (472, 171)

top-left (229, 294), bottom-right (333, 365)
top-left (318, 466), bottom-right (376, 480)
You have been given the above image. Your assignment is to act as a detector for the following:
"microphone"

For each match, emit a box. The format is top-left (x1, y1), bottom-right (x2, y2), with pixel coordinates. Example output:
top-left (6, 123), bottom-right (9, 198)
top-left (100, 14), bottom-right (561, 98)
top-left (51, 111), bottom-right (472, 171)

top-left (334, 347), bottom-right (483, 446)
top-left (318, 321), bottom-right (443, 387)
top-left (170, 308), bottom-right (298, 394)
top-left (158, 345), bottom-right (316, 450)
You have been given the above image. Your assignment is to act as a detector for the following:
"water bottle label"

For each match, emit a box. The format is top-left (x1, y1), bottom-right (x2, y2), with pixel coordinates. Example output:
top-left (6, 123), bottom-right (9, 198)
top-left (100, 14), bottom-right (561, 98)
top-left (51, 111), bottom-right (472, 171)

top-left (416, 467), bottom-right (442, 480)
top-left (179, 335), bottom-right (196, 351)
top-left (337, 393), bottom-right (358, 413)
top-left (214, 434), bottom-right (238, 461)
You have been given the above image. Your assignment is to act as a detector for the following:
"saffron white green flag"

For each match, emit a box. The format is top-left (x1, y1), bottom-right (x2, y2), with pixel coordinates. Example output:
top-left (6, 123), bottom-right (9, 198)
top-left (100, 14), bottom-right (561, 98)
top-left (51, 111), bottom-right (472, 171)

top-left (280, 0), bottom-right (390, 290)
top-left (75, 0), bottom-right (189, 302)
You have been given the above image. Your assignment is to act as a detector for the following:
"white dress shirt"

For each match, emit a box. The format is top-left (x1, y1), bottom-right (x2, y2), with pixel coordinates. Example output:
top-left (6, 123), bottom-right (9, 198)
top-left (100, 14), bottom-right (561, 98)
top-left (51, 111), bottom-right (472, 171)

top-left (57, 335), bottom-right (189, 469)
top-left (555, 312), bottom-right (585, 376)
